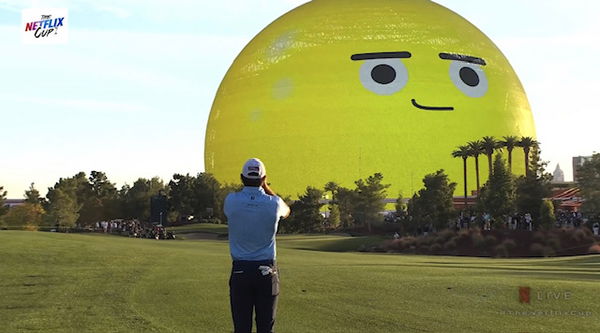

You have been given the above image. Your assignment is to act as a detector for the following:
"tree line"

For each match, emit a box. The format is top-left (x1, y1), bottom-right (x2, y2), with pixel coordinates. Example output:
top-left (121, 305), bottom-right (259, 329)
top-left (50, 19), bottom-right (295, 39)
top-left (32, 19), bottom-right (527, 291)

top-left (576, 153), bottom-right (600, 216)
top-left (450, 136), bottom-right (556, 225)
top-left (282, 140), bottom-right (600, 234)
top-left (0, 172), bottom-right (240, 231)
top-left (280, 173), bottom-right (390, 234)
top-left (1, 146), bottom-right (598, 234)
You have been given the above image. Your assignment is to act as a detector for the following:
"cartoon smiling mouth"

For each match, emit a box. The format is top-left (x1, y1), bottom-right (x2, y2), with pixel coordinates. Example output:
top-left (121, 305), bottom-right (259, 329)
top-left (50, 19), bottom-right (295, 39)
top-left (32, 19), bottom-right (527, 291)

top-left (411, 99), bottom-right (454, 111)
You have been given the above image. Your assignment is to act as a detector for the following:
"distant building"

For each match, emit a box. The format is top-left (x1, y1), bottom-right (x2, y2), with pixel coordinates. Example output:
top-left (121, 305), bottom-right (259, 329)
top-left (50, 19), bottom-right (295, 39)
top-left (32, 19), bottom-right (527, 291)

top-left (572, 155), bottom-right (593, 181)
top-left (4, 199), bottom-right (25, 208)
top-left (552, 163), bottom-right (565, 183)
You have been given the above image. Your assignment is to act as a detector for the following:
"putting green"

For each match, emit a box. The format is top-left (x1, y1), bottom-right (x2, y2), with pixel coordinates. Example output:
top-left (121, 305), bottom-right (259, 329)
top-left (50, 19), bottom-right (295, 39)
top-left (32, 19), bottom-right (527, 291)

top-left (1, 231), bottom-right (598, 332)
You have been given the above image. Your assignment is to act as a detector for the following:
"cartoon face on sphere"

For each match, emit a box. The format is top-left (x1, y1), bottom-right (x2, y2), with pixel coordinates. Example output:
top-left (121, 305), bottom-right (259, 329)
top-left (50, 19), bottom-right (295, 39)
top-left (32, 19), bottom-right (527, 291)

top-left (205, 0), bottom-right (535, 197)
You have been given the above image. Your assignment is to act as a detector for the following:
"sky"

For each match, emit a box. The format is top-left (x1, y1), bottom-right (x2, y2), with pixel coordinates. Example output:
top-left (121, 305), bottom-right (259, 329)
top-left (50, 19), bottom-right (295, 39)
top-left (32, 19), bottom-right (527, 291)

top-left (1, 0), bottom-right (598, 198)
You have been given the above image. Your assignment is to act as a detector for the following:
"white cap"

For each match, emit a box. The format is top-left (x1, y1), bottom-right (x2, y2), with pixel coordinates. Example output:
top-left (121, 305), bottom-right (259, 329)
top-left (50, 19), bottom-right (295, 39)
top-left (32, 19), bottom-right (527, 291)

top-left (241, 158), bottom-right (266, 179)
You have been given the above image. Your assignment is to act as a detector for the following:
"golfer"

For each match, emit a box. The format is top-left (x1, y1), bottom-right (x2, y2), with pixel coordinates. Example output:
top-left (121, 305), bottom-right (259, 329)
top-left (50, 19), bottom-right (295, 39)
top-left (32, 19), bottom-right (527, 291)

top-left (224, 158), bottom-right (291, 333)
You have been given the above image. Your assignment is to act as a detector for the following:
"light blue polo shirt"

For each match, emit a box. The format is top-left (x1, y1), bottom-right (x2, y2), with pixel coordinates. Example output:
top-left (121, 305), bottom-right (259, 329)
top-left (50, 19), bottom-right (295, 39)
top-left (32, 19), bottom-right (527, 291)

top-left (224, 186), bottom-right (290, 261)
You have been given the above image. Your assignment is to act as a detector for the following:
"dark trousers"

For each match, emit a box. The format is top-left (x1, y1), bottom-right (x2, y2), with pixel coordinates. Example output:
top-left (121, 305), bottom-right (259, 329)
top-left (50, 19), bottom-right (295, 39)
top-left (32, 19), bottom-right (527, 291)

top-left (229, 260), bottom-right (279, 333)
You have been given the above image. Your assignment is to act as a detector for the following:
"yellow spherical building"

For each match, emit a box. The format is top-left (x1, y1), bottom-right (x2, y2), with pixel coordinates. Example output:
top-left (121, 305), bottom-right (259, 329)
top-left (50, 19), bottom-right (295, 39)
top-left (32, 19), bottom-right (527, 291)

top-left (205, 0), bottom-right (535, 197)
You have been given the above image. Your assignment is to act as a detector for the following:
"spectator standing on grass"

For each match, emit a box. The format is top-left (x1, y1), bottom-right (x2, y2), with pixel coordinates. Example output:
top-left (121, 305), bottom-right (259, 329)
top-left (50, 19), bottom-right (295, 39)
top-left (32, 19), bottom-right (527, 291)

top-left (461, 215), bottom-right (468, 229)
top-left (483, 213), bottom-right (491, 231)
top-left (224, 158), bottom-right (291, 333)
top-left (593, 222), bottom-right (599, 236)
top-left (525, 213), bottom-right (532, 231)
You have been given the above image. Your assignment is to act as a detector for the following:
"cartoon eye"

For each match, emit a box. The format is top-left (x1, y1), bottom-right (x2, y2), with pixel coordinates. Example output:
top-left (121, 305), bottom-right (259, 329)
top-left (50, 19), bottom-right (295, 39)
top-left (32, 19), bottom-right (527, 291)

top-left (359, 59), bottom-right (408, 95)
top-left (449, 61), bottom-right (488, 97)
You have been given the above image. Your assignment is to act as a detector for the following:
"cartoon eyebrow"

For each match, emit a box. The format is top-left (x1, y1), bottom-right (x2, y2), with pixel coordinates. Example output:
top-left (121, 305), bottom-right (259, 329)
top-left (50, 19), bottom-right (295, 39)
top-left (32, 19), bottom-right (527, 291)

top-left (351, 52), bottom-right (412, 61)
top-left (439, 53), bottom-right (486, 66)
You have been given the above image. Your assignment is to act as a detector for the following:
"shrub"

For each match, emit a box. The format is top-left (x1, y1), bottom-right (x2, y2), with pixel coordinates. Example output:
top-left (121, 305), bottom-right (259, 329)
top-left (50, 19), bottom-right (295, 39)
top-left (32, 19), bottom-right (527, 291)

top-left (437, 229), bottom-right (455, 242)
top-left (472, 233), bottom-right (485, 248)
top-left (368, 245), bottom-right (386, 253)
top-left (502, 239), bottom-right (517, 251)
top-left (429, 243), bottom-right (442, 253)
top-left (545, 237), bottom-right (561, 251)
top-left (533, 231), bottom-right (545, 243)
top-left (443, 238), bottom-right (457, 251)
top-left (568, 228), bottom-right (596, 247)
top-left (434, 235), bottom-right (446, 245)
top-left (484, 235), bottom-right (498, 247)
top-left (543, 246), bottom-right (556, 257)
top-left (402, 236), bottom-right (416, 243)
top-left (417, 244), bottom-right (429, 253)
top-left (457, 229), bottom-right (471, 239)
top-left (571, 228), bottom-right (587, 243)
top-left (495, 244), bottom-right (509, 258)
top-left (389, 239), bottom-right (402, 249)
top-left (469, 229), bottom-right (478, 235)
top-left (530, 243), bottom-right (555, 257)
top-left (588, 244), bottom-right (600, 254)
top-left (400, 237), bottom-right (416, 250)
top-left (530, 243), bottom-right (545, 256)
top-left (416, 236), bottom-right (433, 248)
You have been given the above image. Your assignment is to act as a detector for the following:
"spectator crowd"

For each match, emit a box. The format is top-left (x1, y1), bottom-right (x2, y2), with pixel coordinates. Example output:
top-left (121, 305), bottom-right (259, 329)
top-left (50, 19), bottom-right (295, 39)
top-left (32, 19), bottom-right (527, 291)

top-left (92, 219), bottom-right (175, 239)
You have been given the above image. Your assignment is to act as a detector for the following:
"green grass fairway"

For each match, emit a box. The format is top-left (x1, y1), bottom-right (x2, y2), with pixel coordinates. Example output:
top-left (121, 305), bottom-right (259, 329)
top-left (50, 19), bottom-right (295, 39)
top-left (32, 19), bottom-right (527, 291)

top-left (1, 231), bottom-right (598, 332)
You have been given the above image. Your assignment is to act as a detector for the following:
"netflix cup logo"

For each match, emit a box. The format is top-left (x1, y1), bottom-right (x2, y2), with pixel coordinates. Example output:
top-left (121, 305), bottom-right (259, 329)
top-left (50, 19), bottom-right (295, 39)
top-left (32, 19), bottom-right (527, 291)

top-left (22, 9), bottom-right (68, 44)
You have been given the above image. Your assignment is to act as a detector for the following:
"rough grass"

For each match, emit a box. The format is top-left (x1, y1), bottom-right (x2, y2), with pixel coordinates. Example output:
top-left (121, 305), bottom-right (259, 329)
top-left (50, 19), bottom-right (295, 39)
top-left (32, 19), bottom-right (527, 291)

top-left (1, 231), bottom-right (599, 333)
top-left (167, 223), bottom-right (229, 235)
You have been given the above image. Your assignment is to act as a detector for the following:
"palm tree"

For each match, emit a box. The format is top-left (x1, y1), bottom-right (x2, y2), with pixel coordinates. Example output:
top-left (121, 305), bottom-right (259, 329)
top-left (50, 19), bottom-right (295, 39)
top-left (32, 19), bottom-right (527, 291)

top-left (518, 136), bottom-right (539, 176)
top-left (500, 135), bottom-right (519, 172)
top-left (452, 145), bottom-right (471, 208)
top-left (481, 136), bottom-right (500, 177)
top-left (468, 140), bottom-right (484, 193)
